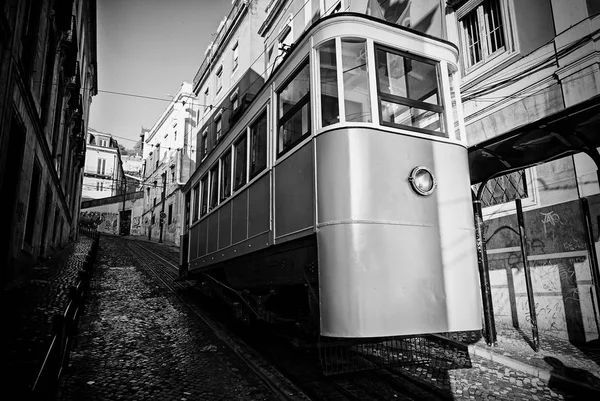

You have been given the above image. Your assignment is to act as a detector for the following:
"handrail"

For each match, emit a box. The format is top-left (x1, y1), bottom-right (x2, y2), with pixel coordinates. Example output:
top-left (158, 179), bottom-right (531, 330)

top-left (30, 229), bottom-right (100, 399)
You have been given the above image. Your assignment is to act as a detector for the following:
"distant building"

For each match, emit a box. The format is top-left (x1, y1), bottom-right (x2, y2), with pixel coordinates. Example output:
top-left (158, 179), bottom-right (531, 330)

top-left (0, 0), bottom-right (98, 289)
top-left (141, 82), bottom-right (198, 245)
top-left (82, 128), bottom-right (125, 201)
top-left (122, 154), bottom-right (144, 178)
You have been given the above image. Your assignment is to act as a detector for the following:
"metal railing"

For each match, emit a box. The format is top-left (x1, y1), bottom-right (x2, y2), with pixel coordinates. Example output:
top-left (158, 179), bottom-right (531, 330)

top-left (30, 230), bottom-right (99, 400)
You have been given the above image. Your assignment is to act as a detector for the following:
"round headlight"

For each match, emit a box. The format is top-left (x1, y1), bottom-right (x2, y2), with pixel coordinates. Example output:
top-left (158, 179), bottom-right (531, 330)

top-left (409, 166), bottom-right (437, 196)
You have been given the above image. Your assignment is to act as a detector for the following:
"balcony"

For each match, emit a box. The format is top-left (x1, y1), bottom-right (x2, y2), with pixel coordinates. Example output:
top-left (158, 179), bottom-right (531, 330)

top-left (66, 61), bottom-right (81, 108)
top-left (61, 16), bottom-right (78, 77)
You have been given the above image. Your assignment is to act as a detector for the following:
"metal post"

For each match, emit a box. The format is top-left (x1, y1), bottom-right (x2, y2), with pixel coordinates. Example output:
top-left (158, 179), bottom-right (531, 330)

top-left (159, 173), bottom-right (166, 243)
top-left (515, 198), bottom-right (539, 351)
top-left (580, 197), bottom-right (600, 326)
top-left (473, 199), bottom-right (497, 345)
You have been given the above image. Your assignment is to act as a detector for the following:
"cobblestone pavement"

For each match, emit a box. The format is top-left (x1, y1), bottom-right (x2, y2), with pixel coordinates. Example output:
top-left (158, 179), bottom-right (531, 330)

top-left (57, 236), bottom-right (278, 400)
top-left (1, 236), bottom-right (96, 400)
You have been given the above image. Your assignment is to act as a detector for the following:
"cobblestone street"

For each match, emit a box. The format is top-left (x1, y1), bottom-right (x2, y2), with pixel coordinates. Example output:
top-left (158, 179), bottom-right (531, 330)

top-left (57, 237), bottom-right (277, 400)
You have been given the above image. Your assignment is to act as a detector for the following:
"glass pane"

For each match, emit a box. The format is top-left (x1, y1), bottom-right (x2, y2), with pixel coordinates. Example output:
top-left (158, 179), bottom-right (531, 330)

top-left (192, 185), bottom-right (199, 221)
top-left (319, 40), bottom-right (339, 127)
top-left (250, 112), bottom-right (267, 178)
top-left (484, 0), bottom-right (505, 54)
top-left (279, 64), bottom-right (310, 116)
top-left (220, 151), bottom-right (232, 201)
top-left (381, 100), bottom-right (445, 134)
top-left (234, 135), bottom-right (247, 190)
top-left (463, 12), bottom-right (482, 66)
top-left (342, 38), bottom-right (371, 123)
top-left (377, 49), bottom-right (439, 105)
top-left (279, 104), bottom-right (309, 153)
top-left (209, 167), bottom-right (219, 209)
top-left (200, 177), bottom-right (208, 216)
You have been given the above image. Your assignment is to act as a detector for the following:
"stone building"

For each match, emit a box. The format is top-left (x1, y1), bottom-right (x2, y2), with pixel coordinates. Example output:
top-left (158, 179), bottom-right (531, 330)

top-left (141, 82), bottom-right (197, 245)
top-left (82, 128), bottom-right (125, 201)
top-left (0, 0), bottom-right (97, 289)
top-left (446, 0), bottom-right (600, 344)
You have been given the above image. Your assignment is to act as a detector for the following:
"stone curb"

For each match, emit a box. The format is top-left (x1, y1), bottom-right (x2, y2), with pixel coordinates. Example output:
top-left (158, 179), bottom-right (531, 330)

top-left (430, 334), bottom-right (600, 396)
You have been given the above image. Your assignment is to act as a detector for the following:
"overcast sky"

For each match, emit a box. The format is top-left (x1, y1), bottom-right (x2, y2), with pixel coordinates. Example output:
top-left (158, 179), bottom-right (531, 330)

top-left (89, 0), bottom-right (234, 149)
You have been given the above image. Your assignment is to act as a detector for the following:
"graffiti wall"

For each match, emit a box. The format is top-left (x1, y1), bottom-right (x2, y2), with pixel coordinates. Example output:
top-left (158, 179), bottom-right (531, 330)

top-left (485, 198), bottom-right (599, 344)
top-left (80, 195), bottom-right (144, 237)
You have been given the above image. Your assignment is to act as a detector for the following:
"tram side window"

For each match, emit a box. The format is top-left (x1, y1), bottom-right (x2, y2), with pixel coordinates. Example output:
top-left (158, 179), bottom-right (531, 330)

top-left (319, 40), bottom-right (339, 127)
top-left (185, 191), bottom-right (191, 229)
top-left (375, 46), bottom-right (446, 136)
top-left (209, 165), bottom-right (219, 210)
top-left (342, 38), bottom-right (371, 123)
top-left (277, 62), bottom-right (310, 156)
top-left (249, 111), bottom-right (267, 179)
top-left (220, 150), bottom-right (232, 201)
top-left (200, 175), bottom-right (208, 216)
top-left (192, 184), bottom-right (199, 222)
top-left (234, 135), bottom-right (247, 190)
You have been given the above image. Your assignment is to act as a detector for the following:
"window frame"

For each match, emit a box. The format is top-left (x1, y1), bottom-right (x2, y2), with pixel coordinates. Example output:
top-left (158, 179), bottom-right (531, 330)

top-left (232, 41), bottom-right (239, 72)
top-left (220, 149), bottom-right (232, 202)
top-left (249, 109), bottom-right (268, 179)
top-left (201, 128), bottom-right (208, 160)
top-left (200, 175), bottom-right (209, 217)
top-left (216, 65), bottom-right (223, 94)
top-left (208, 164), bottom-right (219, 211)
top-left (374, 44), bottom-right (446, 137)
top-left (233, 133), bottom-right (247, 191)
top-left (276, 60), bottom-right (311, 158)
top-left (192, 183), bottom-right (200, 222)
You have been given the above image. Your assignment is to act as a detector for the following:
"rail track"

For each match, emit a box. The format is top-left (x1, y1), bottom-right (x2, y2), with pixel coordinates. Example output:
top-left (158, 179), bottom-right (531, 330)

top-left (124, 238), bottom-right (468, 400)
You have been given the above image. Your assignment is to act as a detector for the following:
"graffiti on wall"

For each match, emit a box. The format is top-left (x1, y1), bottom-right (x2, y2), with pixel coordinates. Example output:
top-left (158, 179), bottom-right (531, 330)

top-left (80, 211), bottom-right (119, 234)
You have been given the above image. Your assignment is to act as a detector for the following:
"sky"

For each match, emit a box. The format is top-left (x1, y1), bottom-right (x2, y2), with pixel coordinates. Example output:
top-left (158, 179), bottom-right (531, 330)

top-left (89, 0), bottom-right (234, 150)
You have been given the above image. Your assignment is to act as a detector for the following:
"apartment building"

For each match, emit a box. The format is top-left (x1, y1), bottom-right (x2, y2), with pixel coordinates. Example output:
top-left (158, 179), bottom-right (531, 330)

top-left (82, 128), bottom-right (125, 201)
top-left (0, 0), bottom-right (97, 289)
top-left (446, 0), bottom-right (600, 344)
top-left (141, 82), bottom-right (198, 245)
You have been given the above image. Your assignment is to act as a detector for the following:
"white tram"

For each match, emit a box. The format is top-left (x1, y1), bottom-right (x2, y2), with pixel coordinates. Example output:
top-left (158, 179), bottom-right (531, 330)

top-left (181, 13), bottom-right (482, 338)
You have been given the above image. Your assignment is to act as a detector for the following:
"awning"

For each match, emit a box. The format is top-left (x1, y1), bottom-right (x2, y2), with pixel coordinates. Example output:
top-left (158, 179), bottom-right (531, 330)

top-left (468, 95), bottom-right (600, 185)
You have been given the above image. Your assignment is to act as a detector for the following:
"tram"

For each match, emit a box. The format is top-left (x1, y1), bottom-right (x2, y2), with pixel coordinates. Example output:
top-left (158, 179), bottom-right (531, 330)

top-left (180, 13), bottom-right (482, 338)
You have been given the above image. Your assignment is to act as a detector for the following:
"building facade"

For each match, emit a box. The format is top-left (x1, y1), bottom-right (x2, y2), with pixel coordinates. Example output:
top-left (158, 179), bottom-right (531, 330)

top-left (446, 0), bottom-right (600, 344)
top-left (0, 0), bottom-right (97, 289)
top-left (141, 82), bottom-right (198, 245)
top-left (82, 128), bottom-right (125, 201)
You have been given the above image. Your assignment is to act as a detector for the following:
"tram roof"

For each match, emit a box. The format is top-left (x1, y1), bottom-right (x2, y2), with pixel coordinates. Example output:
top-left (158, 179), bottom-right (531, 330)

top-left (468, 94), bottom-right (600, 185)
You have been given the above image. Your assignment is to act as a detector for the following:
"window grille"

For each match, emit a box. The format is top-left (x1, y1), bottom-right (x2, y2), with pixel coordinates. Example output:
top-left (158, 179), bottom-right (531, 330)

top-left (475, 170), bottom-right (527, 208)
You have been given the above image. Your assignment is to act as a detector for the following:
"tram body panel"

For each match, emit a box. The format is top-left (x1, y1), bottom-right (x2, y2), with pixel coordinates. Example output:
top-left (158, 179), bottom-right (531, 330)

top-left (316, 128), bottom-right (481, 337)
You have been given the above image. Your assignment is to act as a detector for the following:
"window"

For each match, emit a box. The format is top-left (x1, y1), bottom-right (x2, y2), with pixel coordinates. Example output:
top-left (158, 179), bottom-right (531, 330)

top-left (477, 170), bottom-right (527, 208)
top-left (319, 40), bottom-right (339, 127)
top-left (99, 139), bottom-right (108, 147)
top-left (460, 0), bottom-right (506, 70)
top-left (230, 89), bottom-right (240, 111)
top-left (216, 65), bottom-right (223, 93)
top-left (342, 38), bottom-right (371, 123)
top-left (154, 197), bottom-right (157, 207)
top-left (204, 88), bottom-right (210, 113)
top-left (232, 41), bottom-right (239, 71)
top-left (155, 144), bottom-right (160, 169)
top-left (209, 165), bottom-right (219, 210)
top-left (234, 135), bottom-right (247, 190)
top-left (375, 46), bottom-right (445, 136)
top-left (168, 204), bottom-right (173, 225)
top-left (151, 213), bottom-right (155, 225)
top-left (220, 150), bottom-right (232, 201)
top-left (201, 128), bottom-right (208, 159)
top-left (278, 63), bottom-right (310, 156)
top-left (200, 175), bottom-right (208, 216)
top-left (192, 184), bottom-right (199, 222)
top-left (97, 158), bottom-right (106, 174)
top-left (185, 191), bottom-right (191, 229)
top-left (250, 111), bottom-right (267, 178)
top-left (215, 115), bottom-right (223, 142)
top-left (96, 181), bottom-right (104, 191)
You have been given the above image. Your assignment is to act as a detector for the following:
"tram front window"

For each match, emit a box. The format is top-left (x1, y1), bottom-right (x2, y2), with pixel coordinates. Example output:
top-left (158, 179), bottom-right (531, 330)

top-left (375, 46), bottom-right (445, 136)
top-left (342, 38), bottom-right (371, 123)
